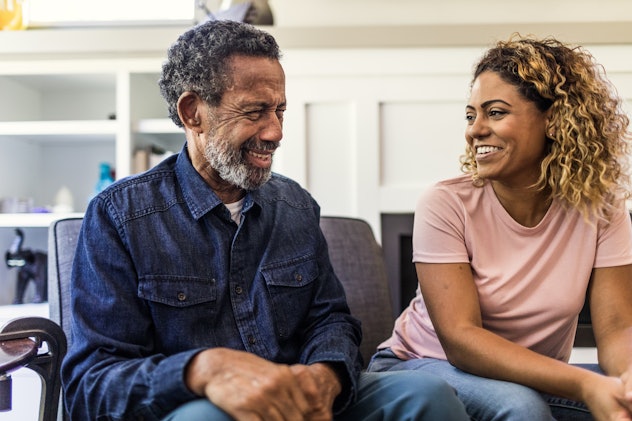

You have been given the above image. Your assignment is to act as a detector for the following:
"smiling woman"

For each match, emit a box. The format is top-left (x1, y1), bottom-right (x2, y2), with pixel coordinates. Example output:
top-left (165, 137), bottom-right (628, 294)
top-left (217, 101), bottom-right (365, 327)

top-left (368, 35), bottom-right (632, 421)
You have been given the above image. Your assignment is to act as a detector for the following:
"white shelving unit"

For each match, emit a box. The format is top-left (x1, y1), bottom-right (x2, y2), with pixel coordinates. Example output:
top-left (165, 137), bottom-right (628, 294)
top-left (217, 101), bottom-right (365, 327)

top-left (0, 63), bottom-right (185, 222)
top-left (0, 71), bottom-right (112, 216)
top-left (0, 43), bottom-right (184, 312)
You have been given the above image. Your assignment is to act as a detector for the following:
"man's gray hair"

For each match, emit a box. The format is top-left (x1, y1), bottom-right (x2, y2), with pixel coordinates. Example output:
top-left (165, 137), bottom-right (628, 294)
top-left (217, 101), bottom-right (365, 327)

top-left (159, 20), bottom-right (281, 127)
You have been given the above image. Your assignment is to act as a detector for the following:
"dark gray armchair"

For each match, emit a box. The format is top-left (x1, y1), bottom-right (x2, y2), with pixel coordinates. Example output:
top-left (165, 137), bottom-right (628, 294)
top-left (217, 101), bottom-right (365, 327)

top-left (47, 217), bottom-right (82, 420)
top-left (47, 217), bottom-right (82, 353)
top-left (319, 216), bottom-right (394, 367)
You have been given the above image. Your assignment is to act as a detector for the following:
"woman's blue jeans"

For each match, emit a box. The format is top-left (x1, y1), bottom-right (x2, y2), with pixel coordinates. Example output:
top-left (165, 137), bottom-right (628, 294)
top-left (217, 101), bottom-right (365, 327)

top-left (367, 348), bottom-right (598, 421)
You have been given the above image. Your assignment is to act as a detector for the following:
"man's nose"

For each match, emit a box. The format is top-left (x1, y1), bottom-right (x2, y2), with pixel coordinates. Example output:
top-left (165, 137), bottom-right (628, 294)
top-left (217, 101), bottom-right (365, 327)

top-left (259, 112), bottom-right (283, 142)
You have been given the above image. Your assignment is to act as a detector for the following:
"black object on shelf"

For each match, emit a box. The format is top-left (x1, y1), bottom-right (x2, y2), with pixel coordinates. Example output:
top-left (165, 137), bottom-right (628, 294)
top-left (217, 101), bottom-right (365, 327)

top-left (5, 228), bottom-right (48, 304)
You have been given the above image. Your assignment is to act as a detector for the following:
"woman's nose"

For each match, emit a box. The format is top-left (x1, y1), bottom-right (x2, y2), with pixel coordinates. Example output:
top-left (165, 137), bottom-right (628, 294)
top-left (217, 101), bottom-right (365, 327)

top-left (466, 116), bottom-right (490, 139)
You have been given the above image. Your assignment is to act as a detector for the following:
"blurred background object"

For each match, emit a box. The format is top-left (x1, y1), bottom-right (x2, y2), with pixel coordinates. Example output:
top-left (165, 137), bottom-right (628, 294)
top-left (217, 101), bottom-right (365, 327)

top-left (197, 0), bottom-right (273, 25)
top-left (0, 0), bottom-right (28, 30)
top-left (5, 228), bottom-right (47, 304)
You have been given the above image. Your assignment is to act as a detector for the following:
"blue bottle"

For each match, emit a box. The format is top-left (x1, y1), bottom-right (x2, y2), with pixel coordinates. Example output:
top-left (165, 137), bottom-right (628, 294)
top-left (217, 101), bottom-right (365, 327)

top-left (94, 162), bottom-right (114, 196)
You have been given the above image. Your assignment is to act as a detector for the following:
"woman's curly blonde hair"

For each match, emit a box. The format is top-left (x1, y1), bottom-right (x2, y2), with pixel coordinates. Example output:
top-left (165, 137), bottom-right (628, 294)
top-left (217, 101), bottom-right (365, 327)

top-left (460, 35), bottom-right (632, 221)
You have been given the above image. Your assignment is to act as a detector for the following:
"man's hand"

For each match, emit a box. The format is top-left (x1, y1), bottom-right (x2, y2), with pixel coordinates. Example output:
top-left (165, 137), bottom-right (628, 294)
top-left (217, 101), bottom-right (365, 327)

top-left (289, 363), bottom-right (342, 421)
top-left (185, 348), bottom-right (311, 421)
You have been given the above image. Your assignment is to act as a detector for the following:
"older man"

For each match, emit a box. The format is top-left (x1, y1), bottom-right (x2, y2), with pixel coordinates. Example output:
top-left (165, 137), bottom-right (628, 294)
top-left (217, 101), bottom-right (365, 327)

top-left (61, 20), bottom-right (467, 421)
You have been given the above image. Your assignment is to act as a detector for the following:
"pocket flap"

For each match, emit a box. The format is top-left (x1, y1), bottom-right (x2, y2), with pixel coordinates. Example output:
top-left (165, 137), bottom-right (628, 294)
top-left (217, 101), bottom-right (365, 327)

top-left (262, 258), bottom-right (318, 287)
top-left (138, 276), bottom-right (217, 307)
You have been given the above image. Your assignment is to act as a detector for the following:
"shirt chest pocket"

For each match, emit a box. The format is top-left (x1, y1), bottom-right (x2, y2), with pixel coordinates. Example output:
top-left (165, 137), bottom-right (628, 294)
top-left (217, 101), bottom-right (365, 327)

top-left (261, 259), bottom-right (319, 337)
top-left (262, 258), bottom-right (318, 289)
top-left (138, 275), bottom-right (217, 307)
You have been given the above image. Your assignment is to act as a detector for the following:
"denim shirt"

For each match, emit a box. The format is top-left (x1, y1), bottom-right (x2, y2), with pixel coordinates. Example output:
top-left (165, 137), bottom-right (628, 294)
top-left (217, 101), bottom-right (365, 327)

top-left (61, 145), bottom-right (363, 420)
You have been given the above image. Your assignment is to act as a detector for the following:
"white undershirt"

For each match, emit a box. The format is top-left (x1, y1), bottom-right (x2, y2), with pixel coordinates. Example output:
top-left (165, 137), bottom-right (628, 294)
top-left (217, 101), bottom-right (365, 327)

top-left (225, 198), bottom-right (244, 225)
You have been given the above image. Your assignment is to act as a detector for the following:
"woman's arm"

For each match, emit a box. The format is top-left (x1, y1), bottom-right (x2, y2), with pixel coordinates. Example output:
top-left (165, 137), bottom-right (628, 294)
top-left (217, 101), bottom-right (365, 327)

top-left (591, 264), bottom-right (632, 417)
top-left (590, 264), bottom-right (632, 376)
top-left (417, 261), bottom-right (601, 402)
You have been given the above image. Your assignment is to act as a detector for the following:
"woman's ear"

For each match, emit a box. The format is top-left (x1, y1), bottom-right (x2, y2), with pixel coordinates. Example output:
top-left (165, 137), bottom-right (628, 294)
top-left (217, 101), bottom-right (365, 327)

top-left (177, 91), bottom-right (204, 132)
top-left (544, 109), bottom-right (555, 139)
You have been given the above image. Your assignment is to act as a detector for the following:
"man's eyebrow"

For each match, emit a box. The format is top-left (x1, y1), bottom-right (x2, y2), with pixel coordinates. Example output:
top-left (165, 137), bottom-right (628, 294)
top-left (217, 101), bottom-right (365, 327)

top-left (245, 101), bottom-right (286, 109)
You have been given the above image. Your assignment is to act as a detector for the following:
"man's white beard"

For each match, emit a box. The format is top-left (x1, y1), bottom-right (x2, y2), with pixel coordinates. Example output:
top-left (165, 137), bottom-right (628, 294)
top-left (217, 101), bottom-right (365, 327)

top-left (204, 136), bottom-right (274, 191)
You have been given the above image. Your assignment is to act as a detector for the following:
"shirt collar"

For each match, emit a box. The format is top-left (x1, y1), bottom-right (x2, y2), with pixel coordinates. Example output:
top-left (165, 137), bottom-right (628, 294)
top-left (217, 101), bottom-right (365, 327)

top-left (175, 143), bottom-right (261, 220)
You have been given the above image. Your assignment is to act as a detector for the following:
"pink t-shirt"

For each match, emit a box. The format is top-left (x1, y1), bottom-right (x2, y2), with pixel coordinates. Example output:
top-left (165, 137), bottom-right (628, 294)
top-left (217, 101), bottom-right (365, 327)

top-left (380, 174), bottom-right (632, 362)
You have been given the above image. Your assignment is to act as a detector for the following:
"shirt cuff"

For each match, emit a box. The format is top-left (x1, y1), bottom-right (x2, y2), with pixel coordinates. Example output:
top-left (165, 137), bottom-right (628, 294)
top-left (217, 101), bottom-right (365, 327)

top-left (149, 348), bottom-right (204, 413)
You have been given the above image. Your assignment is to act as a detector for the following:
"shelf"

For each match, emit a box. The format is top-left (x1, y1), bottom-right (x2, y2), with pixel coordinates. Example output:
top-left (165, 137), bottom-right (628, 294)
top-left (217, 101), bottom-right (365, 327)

top-left (0, 21), bottom-right (632, 58)
top-left (133, 118), bottom-right (180, 134)
top-left (0, 303), bottom-right (49, 328)
top-left (133, 118), bottom-right (183, 151)
top-left (0, 120), bottom-right (117, 141)
top-left (0, 213), bottom-right (83, 228)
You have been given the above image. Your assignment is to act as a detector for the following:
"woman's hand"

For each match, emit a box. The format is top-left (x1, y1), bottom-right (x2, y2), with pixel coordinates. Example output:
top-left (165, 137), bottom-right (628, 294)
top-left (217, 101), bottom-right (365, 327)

top-left (582, 371), bottom-right (632, 421)
top-left (621, 366), bottom-right (632, 404)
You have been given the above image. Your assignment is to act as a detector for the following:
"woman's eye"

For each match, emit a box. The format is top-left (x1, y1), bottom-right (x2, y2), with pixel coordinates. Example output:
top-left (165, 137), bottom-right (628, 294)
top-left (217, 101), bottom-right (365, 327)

top-left (489, 109), bottom-right (505, 117)
top-left (465, 114), bottom-right (475, 124)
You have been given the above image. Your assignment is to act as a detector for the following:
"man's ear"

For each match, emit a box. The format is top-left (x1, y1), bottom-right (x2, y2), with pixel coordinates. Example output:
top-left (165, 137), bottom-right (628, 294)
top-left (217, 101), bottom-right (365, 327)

top-left (177, 91), bottom-right (204, 133)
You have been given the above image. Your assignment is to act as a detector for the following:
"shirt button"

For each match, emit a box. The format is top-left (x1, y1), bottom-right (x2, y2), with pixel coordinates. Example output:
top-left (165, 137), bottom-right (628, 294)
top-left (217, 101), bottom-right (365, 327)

top-left (248, 336), bottom-right (256, 344)
top-left (235, 286), bottom-right (243, 294)
top-left (177, 292), bottom-right (186, 301)
top-left (295, 273), bottom-right (302, 282)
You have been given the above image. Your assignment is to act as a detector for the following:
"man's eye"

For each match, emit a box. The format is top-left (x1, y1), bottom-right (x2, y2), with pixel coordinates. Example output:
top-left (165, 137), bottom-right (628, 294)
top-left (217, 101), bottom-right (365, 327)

top-left (465, 114), bottom-right (475, 124)
top-left (246, 110), bottom-right (263, 120)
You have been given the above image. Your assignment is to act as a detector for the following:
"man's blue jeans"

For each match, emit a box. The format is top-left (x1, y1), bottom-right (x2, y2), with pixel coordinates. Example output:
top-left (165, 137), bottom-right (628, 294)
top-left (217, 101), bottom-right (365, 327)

top-left (162, 370), bottom-right (469, 420)
top-left (368, 348), bottom-right (597, 421)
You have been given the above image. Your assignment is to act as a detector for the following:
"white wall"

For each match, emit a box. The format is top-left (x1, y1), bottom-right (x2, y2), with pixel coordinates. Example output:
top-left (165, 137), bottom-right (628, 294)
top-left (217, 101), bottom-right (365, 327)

top-left (269, 0), bottom-right (632, 27)
top-left (271, 45), bottom-right (632, 237)
top-left (26, 0), bottom-right (632, 36)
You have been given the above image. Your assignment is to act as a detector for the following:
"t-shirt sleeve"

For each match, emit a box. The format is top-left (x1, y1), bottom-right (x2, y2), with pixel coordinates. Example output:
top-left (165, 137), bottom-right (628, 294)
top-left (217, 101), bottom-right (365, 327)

top-left (594, 201), bottom-right (632, 268)
top-left (412, 184), bottom-right (470, 264)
